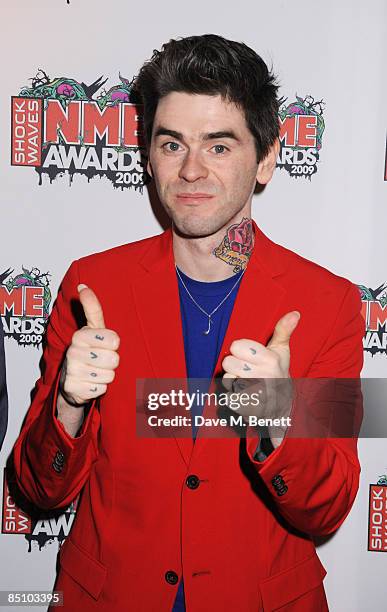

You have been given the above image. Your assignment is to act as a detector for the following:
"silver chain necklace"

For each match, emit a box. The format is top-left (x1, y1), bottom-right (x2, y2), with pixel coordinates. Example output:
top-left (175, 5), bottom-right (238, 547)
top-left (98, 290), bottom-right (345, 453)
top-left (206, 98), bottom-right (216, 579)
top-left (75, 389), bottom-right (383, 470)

top-left (175, 265), bottom-right (246, 335)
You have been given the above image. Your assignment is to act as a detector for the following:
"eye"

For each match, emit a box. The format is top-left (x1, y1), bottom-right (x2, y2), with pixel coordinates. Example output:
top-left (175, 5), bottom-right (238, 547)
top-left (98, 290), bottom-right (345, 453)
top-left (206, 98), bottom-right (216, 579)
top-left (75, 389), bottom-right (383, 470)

top-left (212, 144), bottom-right (228, 154)
top-left (162, 141), bottom-right (181, 152)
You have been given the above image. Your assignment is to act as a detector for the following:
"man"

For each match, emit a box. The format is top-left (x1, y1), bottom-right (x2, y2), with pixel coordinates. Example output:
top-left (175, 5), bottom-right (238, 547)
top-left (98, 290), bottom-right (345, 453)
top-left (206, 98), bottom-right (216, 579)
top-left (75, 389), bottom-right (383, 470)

top-left (0, 321), bottom-right (8, 452)
top-left (12, 34), bottom-right (364, 611)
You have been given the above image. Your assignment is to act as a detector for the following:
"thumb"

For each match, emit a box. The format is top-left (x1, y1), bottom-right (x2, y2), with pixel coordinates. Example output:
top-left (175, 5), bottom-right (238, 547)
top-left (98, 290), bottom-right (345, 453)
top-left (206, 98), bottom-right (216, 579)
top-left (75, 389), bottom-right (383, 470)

top-left (78, 284), bottom-right (105, 329)
top-left (267, 311), bottom-right (300, 349)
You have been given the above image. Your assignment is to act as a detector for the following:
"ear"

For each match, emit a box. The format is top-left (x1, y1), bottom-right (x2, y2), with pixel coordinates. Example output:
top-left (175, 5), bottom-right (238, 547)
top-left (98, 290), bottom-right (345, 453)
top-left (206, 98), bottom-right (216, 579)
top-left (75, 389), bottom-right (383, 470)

top-left (256, 138), bottom-right (280, 185)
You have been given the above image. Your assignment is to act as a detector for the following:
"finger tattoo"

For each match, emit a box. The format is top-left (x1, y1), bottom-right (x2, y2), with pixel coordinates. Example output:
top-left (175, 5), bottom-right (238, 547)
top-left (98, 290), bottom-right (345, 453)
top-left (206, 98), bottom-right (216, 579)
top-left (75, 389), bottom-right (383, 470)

top-left (90, 372), bottom-right (97, 377)
top-left (249, 347), bottom-right (257, 355)
top-left (243, 363), bottom-right (252, 371)
top-left (95, 335), bottom-right (104, 341)
top-left (90, 351), bottom-right (98, 359)
top-left (90, 386), bottom-right (98, 392)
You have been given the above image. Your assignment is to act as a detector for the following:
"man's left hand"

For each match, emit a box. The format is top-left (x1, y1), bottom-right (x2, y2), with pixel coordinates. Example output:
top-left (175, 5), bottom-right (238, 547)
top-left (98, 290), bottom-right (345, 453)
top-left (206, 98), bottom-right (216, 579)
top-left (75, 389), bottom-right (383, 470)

top-left (221, 310), bottom-right (301, 447)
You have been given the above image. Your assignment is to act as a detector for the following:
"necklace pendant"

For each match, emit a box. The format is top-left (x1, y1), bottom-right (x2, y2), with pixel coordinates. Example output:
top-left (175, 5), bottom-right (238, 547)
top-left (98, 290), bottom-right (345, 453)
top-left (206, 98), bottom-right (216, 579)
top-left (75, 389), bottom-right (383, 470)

top-left (203, 316), bottom-right (212, 335)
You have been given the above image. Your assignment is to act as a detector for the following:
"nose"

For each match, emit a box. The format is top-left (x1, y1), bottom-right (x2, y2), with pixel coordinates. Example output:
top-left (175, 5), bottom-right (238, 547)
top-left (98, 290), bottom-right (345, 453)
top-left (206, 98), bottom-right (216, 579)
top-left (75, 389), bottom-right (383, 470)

top-left (178, 150), bottom-right (209, 182)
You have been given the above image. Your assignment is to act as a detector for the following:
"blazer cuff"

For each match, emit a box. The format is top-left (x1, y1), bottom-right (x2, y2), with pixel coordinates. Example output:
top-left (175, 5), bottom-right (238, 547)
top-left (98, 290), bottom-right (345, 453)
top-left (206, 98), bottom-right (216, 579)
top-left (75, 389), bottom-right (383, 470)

top-left (52, 372), bottom-right (98, 445)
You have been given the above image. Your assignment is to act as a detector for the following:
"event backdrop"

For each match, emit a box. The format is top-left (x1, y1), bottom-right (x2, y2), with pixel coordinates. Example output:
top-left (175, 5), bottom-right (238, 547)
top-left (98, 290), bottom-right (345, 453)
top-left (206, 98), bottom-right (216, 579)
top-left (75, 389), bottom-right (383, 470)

top-left (0, 1), bottom-right (386, 610)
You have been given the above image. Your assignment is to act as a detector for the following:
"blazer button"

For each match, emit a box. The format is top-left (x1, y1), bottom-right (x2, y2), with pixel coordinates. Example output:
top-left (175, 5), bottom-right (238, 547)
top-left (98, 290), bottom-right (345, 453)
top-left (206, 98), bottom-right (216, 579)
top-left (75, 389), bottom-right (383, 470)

top-left (165, 570), bottom-right (179, 585)
top-left (54, 450), bottom-right (65, 465)
top-left (52, 462), bottom-right (63, 473)
top-left (276, 485), bottom-right (288, 497)
top-left (271, 474), bottom-right (284, 486)
top-left (186, 475), bottom-right (200, 490)
top-left (52, 450), bottom-right (65, 473)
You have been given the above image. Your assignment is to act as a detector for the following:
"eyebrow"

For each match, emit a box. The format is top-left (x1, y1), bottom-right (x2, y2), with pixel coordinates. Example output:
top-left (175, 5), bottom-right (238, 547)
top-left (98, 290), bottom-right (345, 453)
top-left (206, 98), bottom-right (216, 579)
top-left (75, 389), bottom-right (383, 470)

top-left (153, 126), bottom-right (241, 143)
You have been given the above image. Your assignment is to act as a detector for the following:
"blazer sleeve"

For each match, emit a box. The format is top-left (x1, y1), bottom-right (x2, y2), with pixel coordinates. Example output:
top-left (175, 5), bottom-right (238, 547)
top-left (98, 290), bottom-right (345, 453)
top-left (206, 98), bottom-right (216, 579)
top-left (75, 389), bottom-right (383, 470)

top-left (246, 281), bottom-right (365, 536)
top-left (12, 260), bottom-right (100, 510)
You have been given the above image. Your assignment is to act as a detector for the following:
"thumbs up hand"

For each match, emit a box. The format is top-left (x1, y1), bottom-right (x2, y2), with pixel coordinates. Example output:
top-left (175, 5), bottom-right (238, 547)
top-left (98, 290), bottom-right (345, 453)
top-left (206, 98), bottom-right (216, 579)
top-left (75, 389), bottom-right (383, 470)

top-left (59, 284), bottom-right (120, 407)
top-left (221, 311), bottom-right (300, 446)
top-left (222, 311), bottom-right (300, 383)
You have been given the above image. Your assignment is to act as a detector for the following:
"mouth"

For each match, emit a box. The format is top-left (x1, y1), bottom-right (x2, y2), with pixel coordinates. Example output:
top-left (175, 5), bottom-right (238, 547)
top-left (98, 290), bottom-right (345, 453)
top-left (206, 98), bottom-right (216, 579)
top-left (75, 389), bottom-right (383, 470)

top-left (175, 193), bottom-right (215, 204)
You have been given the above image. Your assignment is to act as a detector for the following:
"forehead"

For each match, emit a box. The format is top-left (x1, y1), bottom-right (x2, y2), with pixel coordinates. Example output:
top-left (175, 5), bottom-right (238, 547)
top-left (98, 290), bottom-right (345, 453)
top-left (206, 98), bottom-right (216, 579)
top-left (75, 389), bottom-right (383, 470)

top-left (152, 92), bottom-right (249, 137)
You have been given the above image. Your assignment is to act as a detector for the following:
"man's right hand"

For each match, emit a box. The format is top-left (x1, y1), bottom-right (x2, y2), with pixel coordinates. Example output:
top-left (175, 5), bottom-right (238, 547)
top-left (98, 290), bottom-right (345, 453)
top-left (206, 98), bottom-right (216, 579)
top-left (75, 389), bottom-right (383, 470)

top-left (58, 284), bottom-right (120, 408)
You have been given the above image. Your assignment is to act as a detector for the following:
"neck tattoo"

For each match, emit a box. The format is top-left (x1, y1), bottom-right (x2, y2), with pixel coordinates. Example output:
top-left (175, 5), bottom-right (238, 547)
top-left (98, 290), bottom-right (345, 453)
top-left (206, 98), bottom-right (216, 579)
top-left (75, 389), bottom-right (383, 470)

top-left (213, 217), bottom-right (254, 273)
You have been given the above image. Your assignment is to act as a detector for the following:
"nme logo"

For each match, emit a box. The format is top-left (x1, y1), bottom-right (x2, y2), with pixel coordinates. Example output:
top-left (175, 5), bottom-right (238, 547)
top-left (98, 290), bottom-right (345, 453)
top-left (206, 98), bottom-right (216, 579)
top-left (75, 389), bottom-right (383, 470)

top-left (11, 70), bottom-right (147, 190)
top-left (368, 482), bottom-right (387, 552)
top-left (277, 94), bottom-right (325, 180)
top-left (0, 267), bottom-right (51, 347)
top-left (359, 283), bottom-right (387, 356)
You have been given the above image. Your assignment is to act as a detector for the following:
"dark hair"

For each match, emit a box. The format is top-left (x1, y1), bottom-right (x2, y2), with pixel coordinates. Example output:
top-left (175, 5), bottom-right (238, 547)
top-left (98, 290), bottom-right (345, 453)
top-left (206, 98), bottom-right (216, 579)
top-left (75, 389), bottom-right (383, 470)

top-left (133, 34), bottom-right (281, 162)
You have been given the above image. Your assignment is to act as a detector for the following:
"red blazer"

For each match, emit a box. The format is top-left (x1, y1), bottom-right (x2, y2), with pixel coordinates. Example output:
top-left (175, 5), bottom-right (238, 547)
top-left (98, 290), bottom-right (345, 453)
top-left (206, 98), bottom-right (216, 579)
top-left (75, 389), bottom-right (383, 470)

top-left (12, 222), bottom-right (364, 611)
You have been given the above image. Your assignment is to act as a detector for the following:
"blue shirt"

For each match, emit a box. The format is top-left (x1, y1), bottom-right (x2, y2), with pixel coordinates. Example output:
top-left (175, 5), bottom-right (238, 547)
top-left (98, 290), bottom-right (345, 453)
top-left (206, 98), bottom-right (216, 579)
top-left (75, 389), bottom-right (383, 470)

top-left (172, 267), bottom-right (244, 612)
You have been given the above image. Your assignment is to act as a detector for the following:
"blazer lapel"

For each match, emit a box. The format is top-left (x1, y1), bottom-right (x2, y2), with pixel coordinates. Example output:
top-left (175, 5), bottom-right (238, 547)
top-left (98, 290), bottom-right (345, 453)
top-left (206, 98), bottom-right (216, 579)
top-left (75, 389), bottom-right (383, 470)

top-left (213, 220), bottom-right (289, 376)
top-left (194, 221), bottom-right (290, 451)
top-left (131, 228), bottom-right (193, 466)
